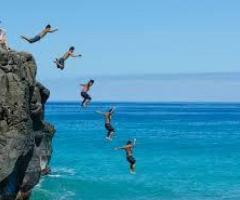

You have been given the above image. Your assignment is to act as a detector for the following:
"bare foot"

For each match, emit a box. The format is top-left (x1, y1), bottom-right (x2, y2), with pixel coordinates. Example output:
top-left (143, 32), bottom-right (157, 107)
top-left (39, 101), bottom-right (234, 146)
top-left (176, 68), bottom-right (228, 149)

top-left (106, 137), bottom-right (112, 141)
top-left (130, 170), bottom-right (136, 175)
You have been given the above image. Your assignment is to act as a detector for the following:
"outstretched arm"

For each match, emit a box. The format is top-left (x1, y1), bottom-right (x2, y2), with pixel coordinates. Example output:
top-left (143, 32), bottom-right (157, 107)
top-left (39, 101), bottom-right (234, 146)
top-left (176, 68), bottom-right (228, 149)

top-left (115, 139), bottom-right (136, 150)
top-left (115, 144), bottom-right (133, 150)
top-left (70, 52), bottom-right (82, 57)
top-left (133, 138), bottom-right (137, 146)
top-left (114, 146), bottom-right (126, 150)
top-left (96, 111), bottom-right (105, 115)
top-left (49, 28), bottom-right (58, 33)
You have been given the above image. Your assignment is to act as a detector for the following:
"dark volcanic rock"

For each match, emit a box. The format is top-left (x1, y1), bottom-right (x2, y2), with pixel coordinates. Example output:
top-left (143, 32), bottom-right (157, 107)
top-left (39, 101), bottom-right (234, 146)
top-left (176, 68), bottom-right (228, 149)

top-left (0, 49), bottom-right (55, 200)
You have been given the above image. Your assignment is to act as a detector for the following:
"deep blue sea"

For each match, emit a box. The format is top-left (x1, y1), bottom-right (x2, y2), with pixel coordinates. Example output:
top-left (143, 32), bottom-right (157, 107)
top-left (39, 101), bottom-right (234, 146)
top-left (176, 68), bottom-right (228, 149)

top-left (31, 102), bottom-right (240, 200)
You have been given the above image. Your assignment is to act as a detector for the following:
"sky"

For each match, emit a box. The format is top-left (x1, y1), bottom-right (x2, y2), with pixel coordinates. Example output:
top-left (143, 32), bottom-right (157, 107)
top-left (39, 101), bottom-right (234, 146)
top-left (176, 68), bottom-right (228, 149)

top-left (1, 0), bottom-right (240, 102)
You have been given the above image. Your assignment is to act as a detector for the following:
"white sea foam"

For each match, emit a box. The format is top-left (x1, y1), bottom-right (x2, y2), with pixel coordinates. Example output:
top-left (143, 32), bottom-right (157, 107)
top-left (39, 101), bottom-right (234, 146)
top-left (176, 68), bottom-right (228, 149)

top-left (51, 167), bottom-right (76, 176)
top-left (48, 174), bottom-right (62, 178)
top-left (35, 179), bottom-right (44, 188)
top-left (57, 191), bottom-right (76, 200)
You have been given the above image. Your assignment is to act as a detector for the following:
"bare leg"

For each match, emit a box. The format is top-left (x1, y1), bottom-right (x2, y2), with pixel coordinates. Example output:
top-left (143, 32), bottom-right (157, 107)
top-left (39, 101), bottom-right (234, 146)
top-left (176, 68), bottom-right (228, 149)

top-left (130, 164), bottom-right (136, 174)
top-left (109, 131), bottom-right (114, 140)
top-left (106, 130), bottom-right (114, 141)
top-left (21, 35), bottom-right (31, 43)
top-left (85, 99), bottom-right (91, 106)
top-left (21, 35), bottom-right (41, 43)
top-left (81, 99), bottom-right (86, 107)
top-left (82, 99), bottom-right (91, 107)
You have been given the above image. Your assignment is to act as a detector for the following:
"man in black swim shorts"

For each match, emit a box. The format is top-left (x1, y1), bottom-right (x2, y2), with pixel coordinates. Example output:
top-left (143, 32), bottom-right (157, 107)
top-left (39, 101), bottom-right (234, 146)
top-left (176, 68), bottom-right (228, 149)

top-left (80, 80), bottom-right (94, 107)
top-left (97, 107), bottom-right (115, 140)
top-left (55, 46), bottom-right (81, 70)
top-left (115, 139), bottom-right (137, 174)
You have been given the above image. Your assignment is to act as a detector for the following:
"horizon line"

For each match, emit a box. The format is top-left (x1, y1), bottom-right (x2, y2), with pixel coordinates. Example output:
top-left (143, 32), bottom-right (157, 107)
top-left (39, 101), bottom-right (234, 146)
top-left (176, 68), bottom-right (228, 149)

top-left (47, 100), bottom-right (240, 104)
top-left (41, 71), bottom-right (240, 80)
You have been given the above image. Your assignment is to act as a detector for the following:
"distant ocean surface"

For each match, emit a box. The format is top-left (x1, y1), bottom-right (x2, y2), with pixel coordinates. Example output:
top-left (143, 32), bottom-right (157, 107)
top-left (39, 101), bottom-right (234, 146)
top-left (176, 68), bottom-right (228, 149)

top-left (31, 102), bottom-right (240, 200)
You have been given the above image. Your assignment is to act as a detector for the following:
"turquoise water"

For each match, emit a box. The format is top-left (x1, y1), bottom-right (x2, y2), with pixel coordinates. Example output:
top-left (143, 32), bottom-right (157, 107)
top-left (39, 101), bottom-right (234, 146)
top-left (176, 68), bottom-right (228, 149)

top-left (31, 102), bottom-right (240, 200)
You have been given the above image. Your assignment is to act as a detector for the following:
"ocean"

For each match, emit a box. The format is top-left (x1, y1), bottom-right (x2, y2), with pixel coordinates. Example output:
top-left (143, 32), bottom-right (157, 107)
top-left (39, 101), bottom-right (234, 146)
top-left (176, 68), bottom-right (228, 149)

top-left (31, 102), bottom-right (240, 200)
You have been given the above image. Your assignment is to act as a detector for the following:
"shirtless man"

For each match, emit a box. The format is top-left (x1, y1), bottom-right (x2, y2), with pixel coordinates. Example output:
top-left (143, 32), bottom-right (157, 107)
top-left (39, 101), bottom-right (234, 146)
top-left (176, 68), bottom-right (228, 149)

top-left (80, 80), bottom-right (94, 107)
top-left (21, 24), bottom-right (58, 43)
top-left (115, 139), bottom-right (137, 174)
top-left (54, 46), bottom-right (82, 70)
top-left (96, 107), bottom-right (115, 141)
top-left (0, 28), bottom-right (8, 50)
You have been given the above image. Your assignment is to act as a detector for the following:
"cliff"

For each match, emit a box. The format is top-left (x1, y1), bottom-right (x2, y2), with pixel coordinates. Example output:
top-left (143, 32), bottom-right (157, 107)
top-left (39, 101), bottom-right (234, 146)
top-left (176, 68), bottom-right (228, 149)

top-left (0, 47), bottom-right (55, 200)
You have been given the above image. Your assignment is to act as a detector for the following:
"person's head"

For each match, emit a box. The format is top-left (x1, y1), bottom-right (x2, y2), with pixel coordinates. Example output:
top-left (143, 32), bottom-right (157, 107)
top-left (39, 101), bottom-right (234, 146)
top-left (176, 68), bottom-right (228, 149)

top-left (126, 140), bottom-right (132, 145)
top-left (45, 24), bottom-right (51, 29)
top-left (88, 79), bottom-right (94, 86)
top-left (69, 46), bottom-right (75, 52)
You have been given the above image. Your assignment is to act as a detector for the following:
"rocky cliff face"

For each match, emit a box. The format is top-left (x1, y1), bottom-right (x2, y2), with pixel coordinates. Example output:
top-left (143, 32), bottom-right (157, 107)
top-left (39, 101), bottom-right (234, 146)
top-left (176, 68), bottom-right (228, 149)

top-left (0, 47), bottom-right (55, 200)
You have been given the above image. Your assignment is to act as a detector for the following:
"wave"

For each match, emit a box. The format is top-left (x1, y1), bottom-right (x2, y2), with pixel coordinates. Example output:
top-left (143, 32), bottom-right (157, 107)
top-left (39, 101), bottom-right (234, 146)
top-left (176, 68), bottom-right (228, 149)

top-left (51, 167), bottom-right (76, 176)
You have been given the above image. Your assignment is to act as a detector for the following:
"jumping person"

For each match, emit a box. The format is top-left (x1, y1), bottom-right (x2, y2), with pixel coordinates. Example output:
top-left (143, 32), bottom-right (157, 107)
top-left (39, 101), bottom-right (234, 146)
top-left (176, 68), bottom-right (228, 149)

top-left (115, 138), bottom-right (137, 174)
top-left (96, 107), bottom-right (115, 141)
top-left (80, 80), bottom-right (94, 107)
top-left (21, 24), bottom-right (58, 43)
top-left (0, 28), bottom-right (8, 50)
top-left (54, 46), bottom-right (82, 70)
